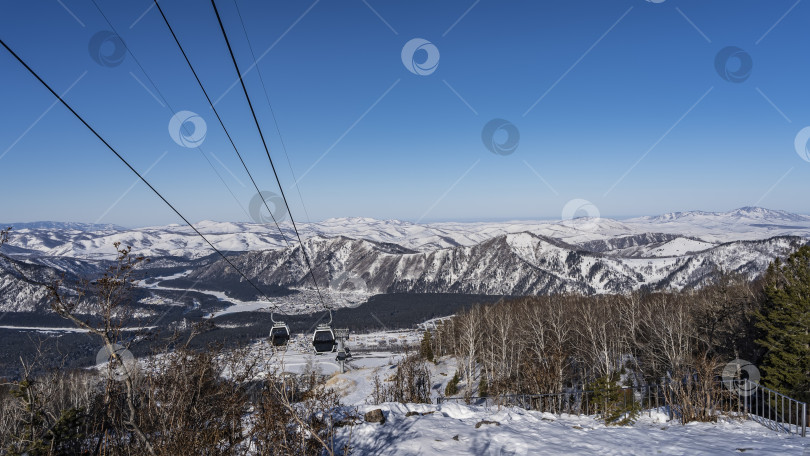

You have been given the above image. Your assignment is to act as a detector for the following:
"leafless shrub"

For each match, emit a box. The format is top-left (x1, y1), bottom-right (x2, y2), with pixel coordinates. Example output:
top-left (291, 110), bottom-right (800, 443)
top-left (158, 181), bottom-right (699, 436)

top-left (0, 365), bottom-right (100, 454)
top-left (371, 350), bottom-right (431, 405)
top-left (251, 369), bottom-right (345, 455)
top-left (0, 340), bottom-right (350, 455)
top-left (664, 353), bottom-right (726, 424)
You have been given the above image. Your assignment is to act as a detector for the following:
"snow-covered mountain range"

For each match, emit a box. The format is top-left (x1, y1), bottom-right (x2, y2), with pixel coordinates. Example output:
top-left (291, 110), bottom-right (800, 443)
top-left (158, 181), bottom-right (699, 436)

top-left (1, 207), bottom-right (809, 312)
top-left (4, 207), bottom-right (810, 260)
top-left (187, 233), bottom-right (804, 296)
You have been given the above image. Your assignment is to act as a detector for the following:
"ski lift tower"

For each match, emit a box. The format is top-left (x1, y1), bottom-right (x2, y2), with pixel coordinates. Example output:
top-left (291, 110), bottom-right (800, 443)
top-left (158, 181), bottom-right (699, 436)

top-left (334, 328), bottom-right (351, 373)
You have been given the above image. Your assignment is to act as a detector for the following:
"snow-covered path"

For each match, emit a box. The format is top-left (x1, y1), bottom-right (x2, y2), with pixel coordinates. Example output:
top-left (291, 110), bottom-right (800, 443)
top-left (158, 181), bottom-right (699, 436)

top-left (338, 402), bottom-right (807, 455)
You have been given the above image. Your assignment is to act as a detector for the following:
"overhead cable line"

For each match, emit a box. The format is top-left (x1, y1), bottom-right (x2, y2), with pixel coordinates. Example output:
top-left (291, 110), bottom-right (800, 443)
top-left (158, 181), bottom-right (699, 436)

top-left (0, 38), bottom-right (276, 304)
top-left (231, 0), bottom-right (339, 311)
top-left (210, 0), bottom-right (328, 308)
top-left (150, 0), bottom-right (293, 249)
top-left (89, 0), bottom-right (254, 225)
top-left (231, 0), bottom-right (313, 224)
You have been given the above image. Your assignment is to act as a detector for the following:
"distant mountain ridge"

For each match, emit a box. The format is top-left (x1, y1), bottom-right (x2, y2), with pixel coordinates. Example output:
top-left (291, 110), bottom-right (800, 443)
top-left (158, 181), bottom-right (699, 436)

top-left (633, 207), bottom-right (810, 223)
top-left (3, 207), bottom-right (810, 260)
top-left (184, 232), bottom-right (805, 297)
top-left (2, 221), bottom-right (125, 231)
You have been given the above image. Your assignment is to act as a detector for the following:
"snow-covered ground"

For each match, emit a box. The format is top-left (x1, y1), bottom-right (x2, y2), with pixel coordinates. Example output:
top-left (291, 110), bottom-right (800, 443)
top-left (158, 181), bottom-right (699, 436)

top-left (338, 402), bottom-right (807, 455)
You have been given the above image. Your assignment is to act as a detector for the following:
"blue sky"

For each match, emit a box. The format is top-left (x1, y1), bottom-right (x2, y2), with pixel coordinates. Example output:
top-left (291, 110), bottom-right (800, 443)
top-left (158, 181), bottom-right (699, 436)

top-left (1, 0), bottom-right (809, 227)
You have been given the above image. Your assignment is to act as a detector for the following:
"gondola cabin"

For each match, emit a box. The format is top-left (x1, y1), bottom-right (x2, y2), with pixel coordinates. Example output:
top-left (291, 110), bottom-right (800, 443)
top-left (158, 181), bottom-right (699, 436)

top-left (269, 322), bottom-right (290, 346)
top-left (312, 324), bottom-right (337, 353)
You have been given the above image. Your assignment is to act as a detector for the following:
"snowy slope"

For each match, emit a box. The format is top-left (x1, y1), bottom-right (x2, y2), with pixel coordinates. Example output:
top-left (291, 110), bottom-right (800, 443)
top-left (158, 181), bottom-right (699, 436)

top-left (188, 233), bottom-right (804, 296)
top-left (337, 403), bottom-right (806, 455)
top-left (0, 255), bottom-right (80, 312)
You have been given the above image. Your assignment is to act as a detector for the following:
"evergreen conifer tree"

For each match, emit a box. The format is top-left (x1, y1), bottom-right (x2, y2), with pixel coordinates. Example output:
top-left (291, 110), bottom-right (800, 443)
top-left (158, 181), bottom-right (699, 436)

top-left (755, 244), bottom-right (810, 402)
